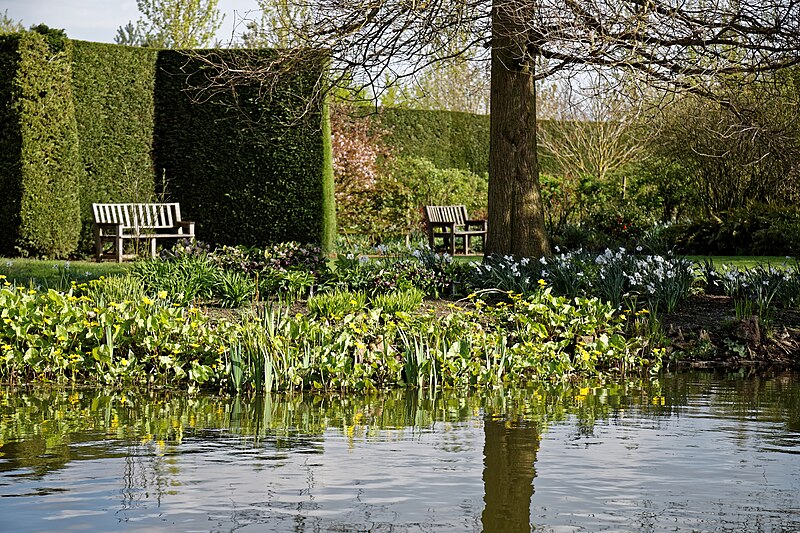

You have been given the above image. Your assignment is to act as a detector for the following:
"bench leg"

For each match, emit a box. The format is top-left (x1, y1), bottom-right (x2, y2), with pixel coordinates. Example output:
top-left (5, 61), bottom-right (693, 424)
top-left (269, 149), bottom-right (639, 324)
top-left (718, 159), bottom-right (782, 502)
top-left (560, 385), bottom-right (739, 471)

top-left (150, 238), bottom-right (157, 258)
top-left (449, 234), bottom-right (456, 256)
top-left (94, 227), bottom-right (102, 262)
top-left (116, 236), bottom-right (124, 263)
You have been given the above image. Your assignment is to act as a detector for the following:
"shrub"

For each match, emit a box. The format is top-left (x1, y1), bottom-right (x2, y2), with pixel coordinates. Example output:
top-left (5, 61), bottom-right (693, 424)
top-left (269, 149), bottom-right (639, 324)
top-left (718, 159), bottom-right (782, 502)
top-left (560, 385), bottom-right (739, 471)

top-left (332, 249), bottom-right (462, 298)
top-left (662, 204), bottom-right (800, 256)
top-left (387, 156), bottom-right (488, 232)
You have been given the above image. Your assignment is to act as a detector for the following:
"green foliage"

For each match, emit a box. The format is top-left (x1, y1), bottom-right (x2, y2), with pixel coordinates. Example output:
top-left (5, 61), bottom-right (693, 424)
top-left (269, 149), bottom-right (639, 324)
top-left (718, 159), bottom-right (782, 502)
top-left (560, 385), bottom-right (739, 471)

top-left (0, 31), bottom-right (82, 258)
top-left (475, 289), bottom-right (653, 377)
top-left (70, 41), bottom-right (159, 250)
top-left (118, 0), bottom-right (224, 48)
top-left (0, 247), bottom-right (677, 391)
top-left (332, 252), bottom-right (463, 298)
top-left (0, 10), bottom-right (23, 34)
top-left (375, 107), bottom-right (489, 174)
top-left (213, 270), bottom-right (257, 308)
top-left (0, 279), bottom-right (231, 387)
top-left (387, 156), bottom-right (488, 229)
top-left (209, 241), bottom-right (329, 300)
top-left (586, 203), bottom-right (649, 249)
top-left (154, 49), bottom-right (334, 249)
top-left (81, 273), bottom-right (147, 305)
top-left (663, 204), bottom-right (800, 256)
top-left (307, 290), bottom-right (367, 319)
top-left (130, 255), bottom-right (218, 305)
top-left (370, 288), bottom-right (424, 314)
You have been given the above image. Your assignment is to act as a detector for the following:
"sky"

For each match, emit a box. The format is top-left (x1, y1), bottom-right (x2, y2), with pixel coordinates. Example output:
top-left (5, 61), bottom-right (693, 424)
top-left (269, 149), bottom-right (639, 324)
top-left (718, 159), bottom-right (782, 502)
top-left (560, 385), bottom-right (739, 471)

top-left (3, 0), bottom-right (262, 44)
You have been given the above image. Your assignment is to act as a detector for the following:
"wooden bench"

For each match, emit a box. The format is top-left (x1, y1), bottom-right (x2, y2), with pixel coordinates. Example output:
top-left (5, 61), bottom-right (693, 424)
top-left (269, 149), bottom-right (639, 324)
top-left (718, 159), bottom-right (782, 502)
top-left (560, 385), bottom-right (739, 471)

top-left (423, 205), bottom-right (487, 255)
top-left (92, 203), bottom-right (195, 262)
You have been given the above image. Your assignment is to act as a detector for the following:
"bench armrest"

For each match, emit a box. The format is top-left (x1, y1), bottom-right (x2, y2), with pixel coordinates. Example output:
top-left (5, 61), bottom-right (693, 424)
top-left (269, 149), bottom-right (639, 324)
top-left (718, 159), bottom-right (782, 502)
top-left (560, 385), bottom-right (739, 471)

top-left (465, 219), bottom-right (487, 231)
top-left (94, 222), bottom-right (125, 235)
top-left (176, 221), bottom-right (195, 235)
top-left (429, 221), bottom-right (457, 233)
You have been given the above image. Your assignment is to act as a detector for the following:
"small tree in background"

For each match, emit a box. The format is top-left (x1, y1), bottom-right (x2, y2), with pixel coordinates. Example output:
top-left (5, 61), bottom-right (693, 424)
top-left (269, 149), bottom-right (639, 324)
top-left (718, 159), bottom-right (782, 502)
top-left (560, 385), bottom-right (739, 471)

top-left (331, 107), bottom-right (392, 238)
top-left (115, 0), bottom-right (224, 48)
top-left (0, 10), bottom-right (23, 34)
top-left (647, 79), bottom-right (800, 217)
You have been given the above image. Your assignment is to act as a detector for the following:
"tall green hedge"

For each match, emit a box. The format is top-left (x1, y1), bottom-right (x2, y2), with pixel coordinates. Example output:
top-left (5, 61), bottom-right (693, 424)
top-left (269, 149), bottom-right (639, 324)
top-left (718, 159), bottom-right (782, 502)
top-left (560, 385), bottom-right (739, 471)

top-left (154, 49), bottom-right (334, 249)
top-left (375, 107), bottom-right (565, 176)
top-left (71, 41), bottom-right (158, 247)
top-left (0, 31), bottom-right (81, 258)
top-left (0, 39), bottom-right (334, 256)
top-left (0, 36), bottom-right (23, 255)
top-left (375, 108), bottom-right (490, 175)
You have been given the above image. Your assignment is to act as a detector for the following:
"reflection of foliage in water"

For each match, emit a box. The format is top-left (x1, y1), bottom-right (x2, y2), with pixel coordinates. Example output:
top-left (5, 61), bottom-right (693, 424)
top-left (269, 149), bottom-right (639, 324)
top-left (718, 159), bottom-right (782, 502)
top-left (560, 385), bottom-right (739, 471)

top-left (1, 369), bottom-right (798, 477)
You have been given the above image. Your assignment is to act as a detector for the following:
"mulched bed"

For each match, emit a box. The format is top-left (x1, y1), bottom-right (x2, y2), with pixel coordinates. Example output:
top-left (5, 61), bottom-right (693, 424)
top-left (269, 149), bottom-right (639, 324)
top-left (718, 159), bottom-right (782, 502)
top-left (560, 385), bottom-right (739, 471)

top-left (661, 294), bottom-right (800, 366)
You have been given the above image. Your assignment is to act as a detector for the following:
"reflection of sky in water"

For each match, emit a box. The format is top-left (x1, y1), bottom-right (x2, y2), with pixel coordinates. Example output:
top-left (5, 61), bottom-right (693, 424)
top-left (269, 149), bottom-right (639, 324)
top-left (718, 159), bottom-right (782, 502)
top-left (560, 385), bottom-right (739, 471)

top-left (534, 410), bottom-right (800, 532)
top-left (0, 371), bottom-right (798, 533)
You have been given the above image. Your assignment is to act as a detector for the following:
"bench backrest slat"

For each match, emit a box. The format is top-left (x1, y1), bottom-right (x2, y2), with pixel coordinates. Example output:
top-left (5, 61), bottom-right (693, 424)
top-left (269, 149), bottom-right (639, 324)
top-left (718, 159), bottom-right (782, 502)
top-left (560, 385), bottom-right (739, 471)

top-left (93, 203), bottom-right (182, 229)
top-left (424, 205), bottom-right (468, 225)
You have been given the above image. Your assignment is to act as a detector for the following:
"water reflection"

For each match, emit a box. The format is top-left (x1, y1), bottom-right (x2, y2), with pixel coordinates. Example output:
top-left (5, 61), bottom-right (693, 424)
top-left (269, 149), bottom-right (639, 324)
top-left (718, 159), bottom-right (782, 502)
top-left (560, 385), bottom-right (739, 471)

top-left (0, 369), bottom-right (797, 532)
top-left (482, 415), bottom-right (538, 532)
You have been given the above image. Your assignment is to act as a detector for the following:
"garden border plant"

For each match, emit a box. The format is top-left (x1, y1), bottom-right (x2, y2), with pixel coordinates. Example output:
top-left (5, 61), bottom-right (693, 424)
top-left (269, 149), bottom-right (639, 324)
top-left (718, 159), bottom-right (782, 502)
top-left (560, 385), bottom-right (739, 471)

top-left (2, 244), bottom-right (798, 393)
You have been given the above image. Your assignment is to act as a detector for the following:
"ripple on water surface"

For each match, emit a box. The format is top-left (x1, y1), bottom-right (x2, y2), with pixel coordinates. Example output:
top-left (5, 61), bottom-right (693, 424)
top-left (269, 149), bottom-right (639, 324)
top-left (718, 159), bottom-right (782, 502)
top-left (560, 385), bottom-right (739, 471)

top-left (0, 371), bottom-right (798, 532)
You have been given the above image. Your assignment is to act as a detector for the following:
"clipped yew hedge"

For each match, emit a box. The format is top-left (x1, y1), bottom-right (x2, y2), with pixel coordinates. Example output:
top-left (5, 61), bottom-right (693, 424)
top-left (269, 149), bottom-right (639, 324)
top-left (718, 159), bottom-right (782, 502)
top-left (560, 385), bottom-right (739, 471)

top-left (0, 29), bottom-right (81, 258)
top-left (71, 41), bottom-right (159, 246)
top-left (375, 108), bottom-right (490, 175)
top-left (374, 107), bottom-right (569, 176)
top-left (154, 49), bottom-right (334, 249)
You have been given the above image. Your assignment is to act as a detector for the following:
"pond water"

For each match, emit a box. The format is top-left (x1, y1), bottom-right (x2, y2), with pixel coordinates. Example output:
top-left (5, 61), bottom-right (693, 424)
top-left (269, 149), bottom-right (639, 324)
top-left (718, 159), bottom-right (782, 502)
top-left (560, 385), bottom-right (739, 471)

top-left (0, 369), bottom-right (798, 533)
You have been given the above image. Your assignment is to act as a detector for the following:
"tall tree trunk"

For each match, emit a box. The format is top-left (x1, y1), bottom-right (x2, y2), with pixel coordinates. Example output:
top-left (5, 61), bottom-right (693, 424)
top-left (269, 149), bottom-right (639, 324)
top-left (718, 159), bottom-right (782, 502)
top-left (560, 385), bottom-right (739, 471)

top-left (487, 0), bottom-right (550, 257)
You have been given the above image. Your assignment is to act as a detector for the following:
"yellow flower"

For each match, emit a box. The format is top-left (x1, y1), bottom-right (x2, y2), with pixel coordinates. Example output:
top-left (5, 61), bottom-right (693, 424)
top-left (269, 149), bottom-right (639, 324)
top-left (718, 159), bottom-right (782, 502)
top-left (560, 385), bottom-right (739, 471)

top-left (538, 278), bottom-right (547, 286)
top-left (157, 290), bottom-right (168, 299)
top-left (142, 296), bottom-right (153, 305)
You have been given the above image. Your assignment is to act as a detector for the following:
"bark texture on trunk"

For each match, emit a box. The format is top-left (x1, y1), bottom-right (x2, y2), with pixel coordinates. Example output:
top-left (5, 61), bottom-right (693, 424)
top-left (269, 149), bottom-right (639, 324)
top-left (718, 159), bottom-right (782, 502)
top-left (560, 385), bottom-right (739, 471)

top-left (487, 0), bottom-right (550, 258)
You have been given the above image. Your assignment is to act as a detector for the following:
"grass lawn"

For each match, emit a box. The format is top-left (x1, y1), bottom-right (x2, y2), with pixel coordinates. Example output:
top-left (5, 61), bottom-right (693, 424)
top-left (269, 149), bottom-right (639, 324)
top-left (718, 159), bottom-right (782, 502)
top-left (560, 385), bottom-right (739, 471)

top-left (0, 254), bottom-right (793, 290)
top-left (0, 257), bottom-right (130, 289)
top-left (685, 255), bottom-right (794, 269)
top-left (452, 254), bottom-right (792, 269)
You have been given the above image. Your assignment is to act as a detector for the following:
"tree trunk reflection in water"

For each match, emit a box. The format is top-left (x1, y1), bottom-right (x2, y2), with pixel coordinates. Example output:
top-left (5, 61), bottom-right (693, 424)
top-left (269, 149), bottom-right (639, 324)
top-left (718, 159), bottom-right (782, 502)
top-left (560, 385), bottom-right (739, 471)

top-left (482, 416), bottom-right (539, 532)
